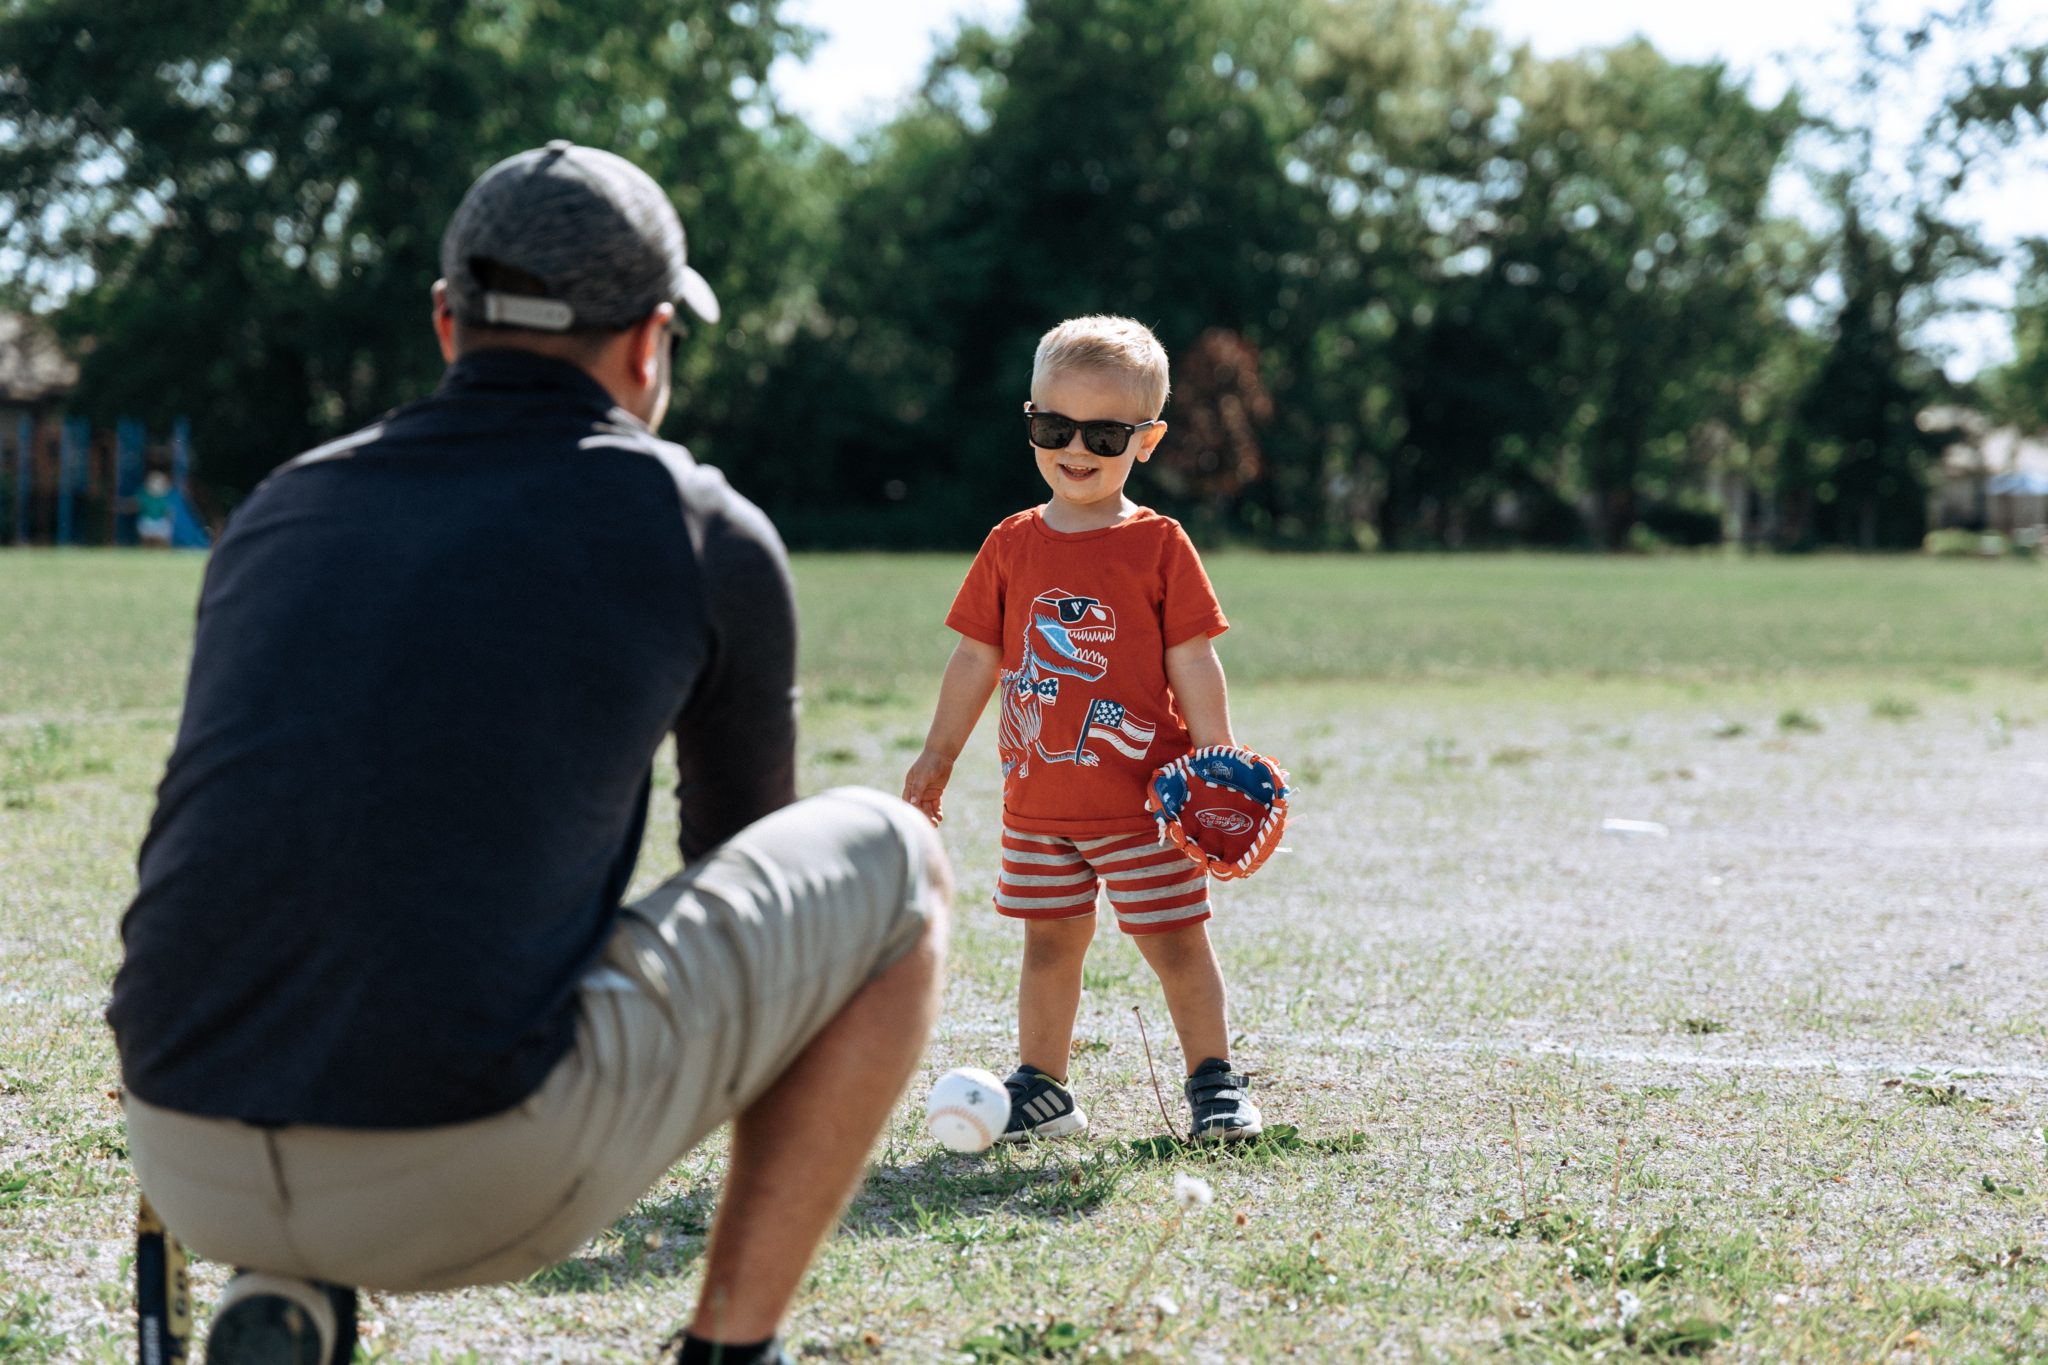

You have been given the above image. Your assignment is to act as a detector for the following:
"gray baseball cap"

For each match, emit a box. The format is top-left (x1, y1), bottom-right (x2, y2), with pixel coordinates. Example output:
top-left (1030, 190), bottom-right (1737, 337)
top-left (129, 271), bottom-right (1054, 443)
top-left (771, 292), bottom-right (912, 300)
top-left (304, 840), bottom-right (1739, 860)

top-left (440, 139), bottom-right (720, 332)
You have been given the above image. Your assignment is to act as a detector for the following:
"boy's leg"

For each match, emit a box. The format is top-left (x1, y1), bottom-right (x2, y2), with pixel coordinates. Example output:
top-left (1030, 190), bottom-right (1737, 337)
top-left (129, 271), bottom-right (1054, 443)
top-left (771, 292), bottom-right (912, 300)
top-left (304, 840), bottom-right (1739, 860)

top-left (1130, 920), bottom-right (1230, 1073)
top-left (1017, 913), bottom-right (1096, 1078)
top-left (1133, 922), bottom-right (1261, 1141)
top-left (1084, 829), bottom-right (1220, 1071)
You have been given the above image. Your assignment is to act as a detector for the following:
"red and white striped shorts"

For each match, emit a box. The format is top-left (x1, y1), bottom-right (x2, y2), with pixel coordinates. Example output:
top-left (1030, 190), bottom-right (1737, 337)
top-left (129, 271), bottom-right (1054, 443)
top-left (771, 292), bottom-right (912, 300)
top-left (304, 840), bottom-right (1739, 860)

top-left (994, 827), bottom-right (1209, 935)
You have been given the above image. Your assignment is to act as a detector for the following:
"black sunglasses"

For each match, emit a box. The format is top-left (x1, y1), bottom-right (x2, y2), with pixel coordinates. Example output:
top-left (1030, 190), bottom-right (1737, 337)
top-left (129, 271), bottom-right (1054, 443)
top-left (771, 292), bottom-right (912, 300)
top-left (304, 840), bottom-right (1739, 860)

top-left (1023, 403), bottom-right (1163, 458)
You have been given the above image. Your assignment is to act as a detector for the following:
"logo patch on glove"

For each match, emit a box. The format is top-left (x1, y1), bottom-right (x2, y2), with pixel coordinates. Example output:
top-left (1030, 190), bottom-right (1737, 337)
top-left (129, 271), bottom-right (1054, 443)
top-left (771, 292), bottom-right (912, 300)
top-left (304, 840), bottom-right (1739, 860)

top-left (1195, 808), bottom-right (1255, 835)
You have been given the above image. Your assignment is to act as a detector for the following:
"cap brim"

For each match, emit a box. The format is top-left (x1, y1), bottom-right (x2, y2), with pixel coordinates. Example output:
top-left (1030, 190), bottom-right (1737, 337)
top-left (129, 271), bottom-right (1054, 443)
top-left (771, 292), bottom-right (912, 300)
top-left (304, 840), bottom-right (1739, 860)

top-left (678, 266), bottom-right (720, 325)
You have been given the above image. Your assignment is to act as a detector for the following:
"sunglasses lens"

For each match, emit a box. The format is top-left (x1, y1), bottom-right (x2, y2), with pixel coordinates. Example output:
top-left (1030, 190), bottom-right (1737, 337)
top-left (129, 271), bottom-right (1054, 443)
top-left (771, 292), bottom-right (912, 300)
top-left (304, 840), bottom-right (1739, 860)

top-left (1027, 413), bottom-right (1076, 449)
top-left (1081, 425), bottom-right (1130, 458)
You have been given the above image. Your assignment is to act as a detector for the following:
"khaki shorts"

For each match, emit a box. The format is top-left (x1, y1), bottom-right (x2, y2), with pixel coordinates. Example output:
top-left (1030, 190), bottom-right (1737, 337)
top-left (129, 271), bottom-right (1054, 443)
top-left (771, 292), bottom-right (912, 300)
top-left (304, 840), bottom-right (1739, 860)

top-left (124, 787), bottom-right (939, 1292)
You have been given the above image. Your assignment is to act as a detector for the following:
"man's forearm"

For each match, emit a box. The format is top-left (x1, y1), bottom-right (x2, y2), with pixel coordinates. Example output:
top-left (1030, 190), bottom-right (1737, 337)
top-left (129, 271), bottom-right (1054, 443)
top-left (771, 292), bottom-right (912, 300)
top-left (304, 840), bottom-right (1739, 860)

top-left (676, 697), bottom-right (797, 862)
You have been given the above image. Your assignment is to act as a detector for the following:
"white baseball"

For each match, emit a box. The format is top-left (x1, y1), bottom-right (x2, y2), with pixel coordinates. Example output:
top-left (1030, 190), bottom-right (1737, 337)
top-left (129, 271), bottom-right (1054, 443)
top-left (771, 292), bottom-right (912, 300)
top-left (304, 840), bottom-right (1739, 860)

top-left (924, 1066), bottom-right (1008, 1153)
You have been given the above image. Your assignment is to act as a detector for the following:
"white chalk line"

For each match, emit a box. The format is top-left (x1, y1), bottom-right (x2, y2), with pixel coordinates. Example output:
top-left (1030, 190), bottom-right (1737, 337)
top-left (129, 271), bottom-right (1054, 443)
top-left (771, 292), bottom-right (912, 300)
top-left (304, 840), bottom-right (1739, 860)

top-left (935, 1015), bottom-right (2048, 1082)
top-left (0, 708), bottom-right (179, 731)
top-left (1247, 1030), bottom-right (2048, 1083)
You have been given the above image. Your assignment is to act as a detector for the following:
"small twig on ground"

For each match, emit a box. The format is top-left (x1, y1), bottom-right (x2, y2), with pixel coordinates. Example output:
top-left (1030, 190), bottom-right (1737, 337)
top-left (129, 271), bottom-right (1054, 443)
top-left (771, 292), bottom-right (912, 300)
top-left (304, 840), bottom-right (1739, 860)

top-left (1557, 1266), bottom-right (1595, 1320)
top-left (1108, 1175), bottom-right (1212, 1330)
top-left (1106, 1210), bottom-right (1182, 1327)
top-left (1134, 1006), bottom-right (1183, 1139)
top-left (1607, 1134), bottom-right (1629, 1295)
top-left (1509, 1102), bottom-right (1531, 1223)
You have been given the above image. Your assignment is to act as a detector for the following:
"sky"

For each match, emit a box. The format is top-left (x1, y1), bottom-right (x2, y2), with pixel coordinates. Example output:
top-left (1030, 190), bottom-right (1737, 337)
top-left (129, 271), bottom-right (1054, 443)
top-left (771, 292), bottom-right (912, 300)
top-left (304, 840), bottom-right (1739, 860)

top-left (770, 0), bottom-right (2048, 377)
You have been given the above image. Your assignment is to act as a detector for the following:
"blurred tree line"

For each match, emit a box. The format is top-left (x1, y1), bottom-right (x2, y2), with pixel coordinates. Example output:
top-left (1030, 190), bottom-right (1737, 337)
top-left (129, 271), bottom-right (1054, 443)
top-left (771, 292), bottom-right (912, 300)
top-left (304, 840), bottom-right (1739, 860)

top-left (3, 0), bottom-right (2044, 549)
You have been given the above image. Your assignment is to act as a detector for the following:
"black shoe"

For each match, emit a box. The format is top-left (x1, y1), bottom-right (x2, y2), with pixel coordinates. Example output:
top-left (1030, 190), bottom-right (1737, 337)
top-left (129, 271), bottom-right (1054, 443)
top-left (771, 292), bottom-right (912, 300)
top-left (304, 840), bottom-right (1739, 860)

top-left (205, 1272), bottom-right (357, 1365)
top-left (1185, 1058), bottom-right (1262, 1143)
top-left (653, 1328), bottom-right (797, 1364)
top-left (996, 1065), bottom-right (1088, 1142)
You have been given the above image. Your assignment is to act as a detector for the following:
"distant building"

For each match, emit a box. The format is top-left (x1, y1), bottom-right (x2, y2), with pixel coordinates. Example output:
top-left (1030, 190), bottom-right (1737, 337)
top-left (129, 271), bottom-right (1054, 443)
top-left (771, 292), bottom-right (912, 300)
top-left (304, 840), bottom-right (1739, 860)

top-left (1, 313), bottom-right (82, 544)
top-left (0, 311), bottom-right (78, 427)
top-left (1922, 405), bottom-right (2048, 536)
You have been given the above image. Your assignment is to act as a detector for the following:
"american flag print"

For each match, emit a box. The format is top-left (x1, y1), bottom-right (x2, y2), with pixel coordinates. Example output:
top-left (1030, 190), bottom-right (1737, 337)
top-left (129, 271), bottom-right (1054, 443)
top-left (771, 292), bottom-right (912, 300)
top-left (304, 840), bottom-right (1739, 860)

top-left (1077, 698), bottom-right (1157, 761)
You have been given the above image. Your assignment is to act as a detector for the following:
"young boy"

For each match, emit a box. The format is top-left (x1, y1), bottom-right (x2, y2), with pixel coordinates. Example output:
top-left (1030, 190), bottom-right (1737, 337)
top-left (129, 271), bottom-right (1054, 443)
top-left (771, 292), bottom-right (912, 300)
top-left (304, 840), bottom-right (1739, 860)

top-left (902, 315), bottom-right (1261, 1143)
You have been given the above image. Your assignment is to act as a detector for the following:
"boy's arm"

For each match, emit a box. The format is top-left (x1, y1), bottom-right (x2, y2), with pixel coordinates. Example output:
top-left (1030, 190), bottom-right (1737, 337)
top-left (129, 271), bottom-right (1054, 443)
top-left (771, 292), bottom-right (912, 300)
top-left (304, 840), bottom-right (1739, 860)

top-left (1165, 634), bottom-right (1235, 750)
top-left (903, 635), bottom-right (1003, 823)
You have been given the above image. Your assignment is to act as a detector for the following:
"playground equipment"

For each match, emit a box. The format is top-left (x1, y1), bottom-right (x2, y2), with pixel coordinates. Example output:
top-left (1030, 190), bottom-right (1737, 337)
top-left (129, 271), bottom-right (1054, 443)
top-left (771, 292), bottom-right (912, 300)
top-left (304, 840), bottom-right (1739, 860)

top-left (2, 415), bottom-right (211, 548)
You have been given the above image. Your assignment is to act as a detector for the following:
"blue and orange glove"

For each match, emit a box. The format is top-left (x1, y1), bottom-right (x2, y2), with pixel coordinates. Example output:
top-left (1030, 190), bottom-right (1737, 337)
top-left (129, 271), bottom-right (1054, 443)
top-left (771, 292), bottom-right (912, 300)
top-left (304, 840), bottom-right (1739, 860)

top-left (1144, 745), bottom-right (1290, 880)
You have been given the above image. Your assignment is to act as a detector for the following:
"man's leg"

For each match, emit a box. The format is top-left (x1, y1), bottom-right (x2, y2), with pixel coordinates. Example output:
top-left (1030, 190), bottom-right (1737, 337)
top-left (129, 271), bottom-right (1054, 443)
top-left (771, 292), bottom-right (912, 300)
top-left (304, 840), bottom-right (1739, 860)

top-left (686, 856), bottom-right (948, 1344)
top-left (127, 788), bottom-right (951, 1355)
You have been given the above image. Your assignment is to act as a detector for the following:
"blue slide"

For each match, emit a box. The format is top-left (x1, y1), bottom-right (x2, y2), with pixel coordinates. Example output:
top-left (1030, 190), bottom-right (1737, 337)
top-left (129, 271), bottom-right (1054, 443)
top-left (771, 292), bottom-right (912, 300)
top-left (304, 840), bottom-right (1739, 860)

top-left (169, 487), bottom-right (212, 549)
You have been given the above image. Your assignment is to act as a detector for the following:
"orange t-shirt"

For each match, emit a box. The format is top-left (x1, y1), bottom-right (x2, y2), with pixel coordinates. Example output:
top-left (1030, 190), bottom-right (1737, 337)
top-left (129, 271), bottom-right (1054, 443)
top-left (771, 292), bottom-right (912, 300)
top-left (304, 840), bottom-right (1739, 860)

top-left (946, 507), bottom-right (1229, 836)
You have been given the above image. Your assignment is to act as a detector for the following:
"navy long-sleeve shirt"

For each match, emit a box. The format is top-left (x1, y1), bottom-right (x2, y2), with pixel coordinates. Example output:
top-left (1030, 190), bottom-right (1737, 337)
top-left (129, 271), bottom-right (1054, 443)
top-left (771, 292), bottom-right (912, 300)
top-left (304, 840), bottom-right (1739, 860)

top-left (108, 350), bottom-right (798, 1128)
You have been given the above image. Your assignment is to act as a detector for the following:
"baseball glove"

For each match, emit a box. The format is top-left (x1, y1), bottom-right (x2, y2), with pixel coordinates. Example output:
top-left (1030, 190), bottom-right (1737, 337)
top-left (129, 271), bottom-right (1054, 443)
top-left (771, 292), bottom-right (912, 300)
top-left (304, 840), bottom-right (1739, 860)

top-left (1144, 745), bottom-right (1290, 880)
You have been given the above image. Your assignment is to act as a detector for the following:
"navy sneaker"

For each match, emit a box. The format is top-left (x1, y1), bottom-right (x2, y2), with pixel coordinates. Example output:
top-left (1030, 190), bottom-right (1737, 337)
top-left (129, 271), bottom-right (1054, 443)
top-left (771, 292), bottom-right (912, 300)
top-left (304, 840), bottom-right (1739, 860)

top-left (1185, 1058), bottom-right (1261, 1143)
top-left (996, 1065), bottom-right (1088, 1142)
top-left (653, 1329), bottom-right (797, 1364)
top-left (205, 1272), bottom-right (357, 1365)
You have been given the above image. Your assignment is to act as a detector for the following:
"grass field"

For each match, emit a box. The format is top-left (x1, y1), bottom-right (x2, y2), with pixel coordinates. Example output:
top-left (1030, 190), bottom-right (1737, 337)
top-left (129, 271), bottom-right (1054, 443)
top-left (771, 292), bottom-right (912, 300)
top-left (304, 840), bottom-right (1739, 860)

top-left (3, 550), bottom-right (2046, 1362)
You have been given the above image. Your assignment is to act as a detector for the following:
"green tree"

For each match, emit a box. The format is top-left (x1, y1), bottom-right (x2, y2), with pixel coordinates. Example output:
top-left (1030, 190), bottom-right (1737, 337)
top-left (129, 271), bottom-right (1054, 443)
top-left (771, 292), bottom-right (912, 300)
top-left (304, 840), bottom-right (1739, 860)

top-left (1500, 44), bottom-right (1803, 549)
top-left (0, 0), bottom-right (820, 495)
top-left (1960, 41), bottom-right (2048, 433)
top-left (1287, 0), bottom-right (1526, 548)
top-left (1981, 240), bottom-right (2048, 430)
top-left (1951, 2), bottom-right (2048, 443)
top-left (1782, 4), bottom-right (2048, 547)
top-left (743, 0), bottom-right (1332, 546)
top-left (1292, 6), bottom-right (1802, 548)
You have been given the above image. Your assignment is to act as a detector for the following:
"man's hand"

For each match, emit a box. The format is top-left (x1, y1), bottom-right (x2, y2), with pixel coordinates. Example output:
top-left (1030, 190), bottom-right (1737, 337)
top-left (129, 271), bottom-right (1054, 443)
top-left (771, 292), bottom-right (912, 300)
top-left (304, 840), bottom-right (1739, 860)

top-left (902, 749), bottom-right (955, 824)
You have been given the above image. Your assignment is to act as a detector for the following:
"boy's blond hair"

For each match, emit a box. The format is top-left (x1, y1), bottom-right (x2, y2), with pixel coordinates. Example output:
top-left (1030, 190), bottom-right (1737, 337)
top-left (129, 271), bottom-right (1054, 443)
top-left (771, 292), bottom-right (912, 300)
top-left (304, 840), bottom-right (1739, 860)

top-left (1031, 315), bottom-right (1171, 418)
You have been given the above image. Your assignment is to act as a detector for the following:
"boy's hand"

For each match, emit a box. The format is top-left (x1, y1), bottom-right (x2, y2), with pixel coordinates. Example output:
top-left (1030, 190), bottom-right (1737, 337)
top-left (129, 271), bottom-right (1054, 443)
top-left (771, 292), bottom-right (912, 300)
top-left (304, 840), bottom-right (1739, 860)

top-left (902, 749), bottom-right (955, 824)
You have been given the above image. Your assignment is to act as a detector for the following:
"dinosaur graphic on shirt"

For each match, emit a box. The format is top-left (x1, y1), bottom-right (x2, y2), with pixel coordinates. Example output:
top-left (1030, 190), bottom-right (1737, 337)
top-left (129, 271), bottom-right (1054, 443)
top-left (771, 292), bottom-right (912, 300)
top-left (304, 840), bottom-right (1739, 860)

top-left (998, 589), bottom-right (1156, 782)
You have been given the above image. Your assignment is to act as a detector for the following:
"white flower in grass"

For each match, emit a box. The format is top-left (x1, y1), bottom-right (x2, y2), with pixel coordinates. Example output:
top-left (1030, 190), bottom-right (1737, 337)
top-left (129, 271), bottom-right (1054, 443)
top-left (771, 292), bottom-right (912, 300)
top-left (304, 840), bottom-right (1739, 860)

top-left (1150, 1292), bottom-right (1180, 1317)
top-left (1615, 1290), bottom-right (1641, 1327)
top-left (1172, 1173), bottom-right (1214, 1209)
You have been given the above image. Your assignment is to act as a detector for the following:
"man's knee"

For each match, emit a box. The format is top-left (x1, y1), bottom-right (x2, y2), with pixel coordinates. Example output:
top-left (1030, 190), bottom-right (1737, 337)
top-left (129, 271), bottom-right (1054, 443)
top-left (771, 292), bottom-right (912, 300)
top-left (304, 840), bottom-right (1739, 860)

top-left (818, 784), bottom-right (946, 890)
top-left (907, 812), bottom-right (952, 913)
top-left (857, 789), bottom-right (951, 970)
